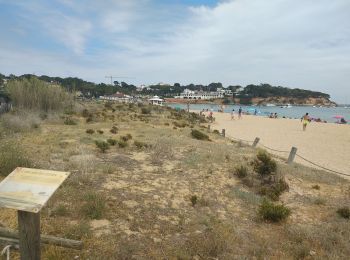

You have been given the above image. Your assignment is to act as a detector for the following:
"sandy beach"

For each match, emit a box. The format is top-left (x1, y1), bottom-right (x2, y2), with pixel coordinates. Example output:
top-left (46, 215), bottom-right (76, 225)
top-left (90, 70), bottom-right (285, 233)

top-left (203, 111), bottom-right (350, 176)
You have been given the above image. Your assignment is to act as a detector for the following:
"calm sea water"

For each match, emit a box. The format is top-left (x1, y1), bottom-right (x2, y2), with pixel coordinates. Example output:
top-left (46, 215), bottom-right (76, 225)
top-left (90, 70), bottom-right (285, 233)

top-left (166, 103), bottom-right (350, 124)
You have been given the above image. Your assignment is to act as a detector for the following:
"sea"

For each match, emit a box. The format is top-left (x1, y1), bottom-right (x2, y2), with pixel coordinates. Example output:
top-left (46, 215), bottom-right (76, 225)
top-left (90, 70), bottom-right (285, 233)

top-left (166, 103), bottom-right (350, 124)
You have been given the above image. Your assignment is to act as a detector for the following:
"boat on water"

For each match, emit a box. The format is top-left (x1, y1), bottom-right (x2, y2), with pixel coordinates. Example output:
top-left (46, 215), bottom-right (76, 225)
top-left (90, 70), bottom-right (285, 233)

top-left (266, 103), bottom-right (276, 107)
top-left (281, 104), bottom-right (293, 108)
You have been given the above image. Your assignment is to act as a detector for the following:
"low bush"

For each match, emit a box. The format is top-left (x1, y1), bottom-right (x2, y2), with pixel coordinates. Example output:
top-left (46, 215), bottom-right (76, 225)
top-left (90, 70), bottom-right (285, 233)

top-left (110, 126), bottom-right (118, 134)
top-left (173, 121), bottom-right (188, 128)
top-left (107, 138), bottom-right (117, 146)
top-left (118, 140), bottom-right (128, 148)
top-left (81, 109), bottom-right (90, 118)
top-left (64, 117), bottom-right (77, 125)
top-left (253, 151), bottom-right (277, 176)
top-left (191, 129), bottom-right (210, 141)
top-left (234, 165), bottom-right (248, 178)
top-left (0, 141), bottom-right (33, 176)
top-left (190, 195), bottom-right (198, 207)
top-left (134, 140), bottom-right (149, 149)
top-left (95, 140), bottom-right (110, 153)
top-left (120, 134), bottom-right (132, 142)
top-left (86, 129), bottom-right (94, 134)
top-left (258, 199), bottom-right (291, 222)
top-left (141, 107), bottom-right (151, 114)
top-left (213, 129), bottom-right (220, 135)
top-left (337, 207), bottom-right (350, 219)
top-left (1, 113), bottom-right (41, 133)
top-left (97, 130), bottom-right (104, 134)
top-left (52, 204), bottom-right (69, 217)
top-left (259, 179), bottom-right (289, 201)
top-left (312, 184), bottom-right (320, 190)
top-left (80, 192), bottom-right (106, 219)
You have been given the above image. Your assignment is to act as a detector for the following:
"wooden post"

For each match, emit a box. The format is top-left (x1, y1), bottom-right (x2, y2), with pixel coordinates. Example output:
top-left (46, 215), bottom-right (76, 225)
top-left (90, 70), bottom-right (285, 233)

top-left (287, 147), bottom-right (297, 164)
top-left (221, 129), bottom-right (225, 137)
top-left (207, 125), bottom-right (211, 132)
top-left (252, 137), bottom-right (260, 147)
top-left (18, 211), bottom-right (41, 260)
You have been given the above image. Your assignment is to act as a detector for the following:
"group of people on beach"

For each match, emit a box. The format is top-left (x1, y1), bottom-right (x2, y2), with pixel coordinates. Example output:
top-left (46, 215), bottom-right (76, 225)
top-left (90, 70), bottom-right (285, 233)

top-left (230, 107), bottom-right (243, 120)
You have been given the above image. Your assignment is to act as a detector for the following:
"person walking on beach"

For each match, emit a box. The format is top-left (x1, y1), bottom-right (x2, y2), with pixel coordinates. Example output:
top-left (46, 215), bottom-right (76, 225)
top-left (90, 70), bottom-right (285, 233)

top-left (238, 107), bottom-right (242, 119)
top-left (231, 109), bottom-right (235, 120)
top-left (301, 113), bottom-right (310, 131)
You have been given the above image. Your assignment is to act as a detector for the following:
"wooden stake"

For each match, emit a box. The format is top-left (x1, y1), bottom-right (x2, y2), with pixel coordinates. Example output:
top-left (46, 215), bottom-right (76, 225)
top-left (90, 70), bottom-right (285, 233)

top-left (287, 147), bottom-right (298, 164)
top-left (222, 129), bottom-right (225, 137)
top-left (252, 137), bottom-right (260, 147)
top-left (18, 211), bottom-right (41, 260)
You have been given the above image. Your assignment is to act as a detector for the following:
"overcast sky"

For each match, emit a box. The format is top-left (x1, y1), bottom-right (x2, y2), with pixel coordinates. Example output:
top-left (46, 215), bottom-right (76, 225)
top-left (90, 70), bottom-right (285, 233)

top-left (0, 0), bottom-right (349, 102)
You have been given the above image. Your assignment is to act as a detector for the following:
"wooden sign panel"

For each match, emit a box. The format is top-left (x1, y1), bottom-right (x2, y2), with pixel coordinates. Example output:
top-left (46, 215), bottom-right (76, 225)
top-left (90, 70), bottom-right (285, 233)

top-left (0, 167), bottom-right (70, 213)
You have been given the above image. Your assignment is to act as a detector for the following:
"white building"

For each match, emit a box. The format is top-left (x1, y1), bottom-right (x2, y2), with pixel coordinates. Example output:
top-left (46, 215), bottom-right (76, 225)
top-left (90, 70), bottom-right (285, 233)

top-left (177, 88), bottom-right (232, 100)
top-left (99, 92), bottom-right (132, 103)
top-left (149, 96), bottom-right (164, 106)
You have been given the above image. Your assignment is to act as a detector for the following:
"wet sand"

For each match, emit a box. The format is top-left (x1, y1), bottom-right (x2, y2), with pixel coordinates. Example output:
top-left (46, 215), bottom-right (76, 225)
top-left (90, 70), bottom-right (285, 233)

top-left (204, 111), bottom-right (350, 176)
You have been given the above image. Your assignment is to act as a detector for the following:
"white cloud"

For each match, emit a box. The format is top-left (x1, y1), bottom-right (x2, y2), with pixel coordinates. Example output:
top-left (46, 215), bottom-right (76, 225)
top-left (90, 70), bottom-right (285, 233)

top-left (1, 0), bottom-right (350, 101)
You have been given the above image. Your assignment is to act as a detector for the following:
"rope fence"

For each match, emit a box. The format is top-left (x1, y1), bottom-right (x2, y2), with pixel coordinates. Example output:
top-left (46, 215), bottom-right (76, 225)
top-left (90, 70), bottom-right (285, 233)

top-left (216, 127), bottom-right (350, 177)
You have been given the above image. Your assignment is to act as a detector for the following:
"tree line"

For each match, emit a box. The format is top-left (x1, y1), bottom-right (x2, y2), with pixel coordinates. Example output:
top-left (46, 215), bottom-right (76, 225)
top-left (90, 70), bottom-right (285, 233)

top-left (0, 73), bottom-right (330, 100)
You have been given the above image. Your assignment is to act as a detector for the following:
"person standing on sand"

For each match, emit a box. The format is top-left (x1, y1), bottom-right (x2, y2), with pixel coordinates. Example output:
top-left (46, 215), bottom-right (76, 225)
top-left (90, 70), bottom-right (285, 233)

top-left (301, 113), bottom-right (310, 131)
top-left (238, 107), bottom-right (242, 119)
top-left (231, 109), bottom-right (235, 120)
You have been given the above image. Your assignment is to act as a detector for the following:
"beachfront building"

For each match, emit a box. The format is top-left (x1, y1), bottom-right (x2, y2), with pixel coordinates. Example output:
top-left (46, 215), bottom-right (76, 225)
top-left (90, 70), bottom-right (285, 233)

top-left (99, 92), bottom-right (133, 103)
top-left (176, 88), bottom-right (232, 100)
top-left (149, 96), bottom-right (164, 106)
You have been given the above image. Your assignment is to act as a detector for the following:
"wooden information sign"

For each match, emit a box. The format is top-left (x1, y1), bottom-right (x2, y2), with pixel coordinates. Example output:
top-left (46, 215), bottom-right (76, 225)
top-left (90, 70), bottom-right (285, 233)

top-left (0, 167), bottom-right (70, 260)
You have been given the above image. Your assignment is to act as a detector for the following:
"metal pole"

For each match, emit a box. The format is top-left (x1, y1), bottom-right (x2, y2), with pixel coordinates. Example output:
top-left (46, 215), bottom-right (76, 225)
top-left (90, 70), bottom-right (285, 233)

top-left (18, 211), bottom-right (41, 260)
top-left (252, 137), bottom-right (260, 147)
top-left (287, 147), bottom-right (298, 164)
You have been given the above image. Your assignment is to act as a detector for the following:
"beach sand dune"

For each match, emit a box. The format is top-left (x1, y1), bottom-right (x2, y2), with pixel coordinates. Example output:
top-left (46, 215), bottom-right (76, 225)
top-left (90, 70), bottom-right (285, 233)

top-left (207, 112), bottom-right (350, 176)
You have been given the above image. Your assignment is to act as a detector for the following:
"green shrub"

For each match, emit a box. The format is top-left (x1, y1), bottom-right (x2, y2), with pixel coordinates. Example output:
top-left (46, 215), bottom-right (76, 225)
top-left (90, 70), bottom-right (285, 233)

top-left (259, 179), bottom-right (289, 201)
top-left (337, 207), bottom-right (350, 219)
top-left (213, 129), bottom-right (220, 135)
top-left (86, 114), bottom-right (94, 123)
top-left (120, 134), bottom-right (132, 142)
top-left (97, 130), bottom-right (104, 134)
top-left (173, 121), bottom-right (188, 128)
top-left (82, 109), bottom-right (90, 118)
top-left (134, 140), bottom-right (149, 149)
top-left (86, 129), bottom-right (94, 134)
top-left (110, 126), bottom-right (118, 134)
top-left (191, 129), bottom-right (210, 141)
top-left (258, 199), bottom-right (291, 222)
top-left (107, 138), bottom-right (117, 146)
top-left (95, 140), bottom-right (110, 153)
top-left (253, 151), bottom-right (277, 176)
top-left (80, 192), bottom-right (106, 219)
top-left (234, 165), bottom-right (248, 178)
top-left (0, 141), bottom-right (33, 176)
top-left (141, 107), bottom-right (151, 114)
top-left (64, 117), bottom-right (77, 125)
top-left (104, 101), bottom-right (113, 109)
top-left (118, 140), bottom-right (128, 148)
top-left (190, 195), bottom-right (198, 207)
top-left (312, 184), bottom-right (320, 190)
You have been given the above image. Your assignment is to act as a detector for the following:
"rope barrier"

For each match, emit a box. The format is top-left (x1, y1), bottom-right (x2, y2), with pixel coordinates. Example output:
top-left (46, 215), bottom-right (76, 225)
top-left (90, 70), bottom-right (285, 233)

top-left (295, 154), bottom-right (350, 177)
top-left (258, 143), bottom-right (290, 154)
top-left (224, 132), bottom-right (350, 177)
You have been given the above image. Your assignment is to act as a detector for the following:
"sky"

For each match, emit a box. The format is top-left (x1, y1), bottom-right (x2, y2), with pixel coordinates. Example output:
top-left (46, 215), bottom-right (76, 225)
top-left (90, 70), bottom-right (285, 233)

top-left (0, 0), bottom-right (349, 102)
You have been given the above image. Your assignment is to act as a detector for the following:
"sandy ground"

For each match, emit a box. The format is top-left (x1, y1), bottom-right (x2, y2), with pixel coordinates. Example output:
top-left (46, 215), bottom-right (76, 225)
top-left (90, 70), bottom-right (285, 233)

top-left (201, 111), bottom-right (350, 176)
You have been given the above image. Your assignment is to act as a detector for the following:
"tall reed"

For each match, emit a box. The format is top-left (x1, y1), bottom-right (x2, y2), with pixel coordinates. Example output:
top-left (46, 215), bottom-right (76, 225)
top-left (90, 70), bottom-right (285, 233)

top-left (6, 77), bottom-right (73, 111)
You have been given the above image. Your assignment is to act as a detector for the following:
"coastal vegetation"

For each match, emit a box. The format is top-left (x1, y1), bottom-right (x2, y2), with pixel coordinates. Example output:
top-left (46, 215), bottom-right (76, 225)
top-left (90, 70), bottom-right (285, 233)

top-left (0, 78), bottom-right (349, 259)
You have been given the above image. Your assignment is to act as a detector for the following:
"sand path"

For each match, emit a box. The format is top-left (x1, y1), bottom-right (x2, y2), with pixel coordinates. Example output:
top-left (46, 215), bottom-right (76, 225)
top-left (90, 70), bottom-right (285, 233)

top-left (205, 112), bottom-right (350, 176)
